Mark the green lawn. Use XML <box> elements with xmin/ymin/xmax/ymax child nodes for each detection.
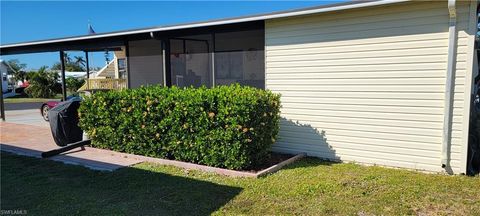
<box><xmin>1</xmin><ymin>152</ymin><xmax>479</xmax><ymax>215</ymax></box>
<box><xmin>4</xmin><ymin>93</ymin><xmax>77</xmax><ymax>103</ymax></box>
<box><xmin>3</xmin><ymin>97</ymin><xmax>57</xmax><ymax>103</ymax></box>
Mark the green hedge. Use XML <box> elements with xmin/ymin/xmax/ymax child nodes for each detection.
<box><xmin>78</xmin><ymin>84</ymin><xmax>281</xmax><ymax>170</ymax></box>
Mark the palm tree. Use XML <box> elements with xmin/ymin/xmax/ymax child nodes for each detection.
<box><xmin>37</xmin><ymin>65</ymin><xmax>48</xmax><ymax>73</ymax></box>
<box><xmin>6</xmin><ymin>59</ymin><xmax>27</xmax><ymax>82</ymax></box>
<box><xmin>13</xmin><ymin>70</ymin><xmax>26</xmax><ymax>82</ymax></box>
<box><xmin>63</xmin><ymin>52</ymin><xmax>72</xmax><ymax>63</ymax></box>
<box><xmin>74</xmin><ymin>56</ymin><xmax>86</xmax><ymax>67</ymax></box>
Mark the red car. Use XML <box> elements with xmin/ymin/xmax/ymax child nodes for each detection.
<box><xmin>40</xmin><ymin>96</ymin><xmax>81</xmax><ymax>121</ymax></box>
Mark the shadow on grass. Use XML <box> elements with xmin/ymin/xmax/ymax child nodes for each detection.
<box><xmin>281</xmin><ymin>156</ymin><xmax>339</xmax><ymax>172</ymax></box>
<box><xmin>273</xmin><ymin>118</ymin><xmax>340</xmax><ymax>171</ymax></box>
<box><xmin>1</xmin><ymin>152</ymin><xmax>242</xmax><ymax>216</ymax></box>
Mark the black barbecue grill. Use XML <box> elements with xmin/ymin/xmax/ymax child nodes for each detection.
<box><xmin>41</xmin><ymin>98</ymin><xmax>90</xmax><ymax>158</ymax></box>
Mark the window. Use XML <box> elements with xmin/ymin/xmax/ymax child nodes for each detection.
<box><xmin>214</xmin><ymin>29</ymin><xmax>264</xmax><ymax>89</ymax></box>
<box><xmin>117</xmin><ymin>58</ymin><xmax>126</xmax><ymax>79</ymax></box>
<box><xmin>170</xmin><ymin>34</ymin><xmax>212</xmax><ymax>87</ymax></box>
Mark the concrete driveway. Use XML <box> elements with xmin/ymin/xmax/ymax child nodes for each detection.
<box><xmin>5</xmin><ymin>102</ymin><xmax>44</xmax><ymax>111</ymax></box>
<box><xmin>4</xmin><ymin>109</ymin><xmax>49</xmax><ymax>128</ymax></box>
<box><xmin>3</xmin><ymin>102</ymin><xmax>49</xmax><ymax>127</ymax></box>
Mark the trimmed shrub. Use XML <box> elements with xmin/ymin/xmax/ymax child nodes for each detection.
<box><xmin>78</xmin><ymin>84</ymin><xmax>281</xmax><ymax>170</ymax></box>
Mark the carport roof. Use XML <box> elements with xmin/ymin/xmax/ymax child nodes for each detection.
<box><xmin>0</xmin><ymin>0</ymin><xmax>407</xmax><ymax>55</ymax></box>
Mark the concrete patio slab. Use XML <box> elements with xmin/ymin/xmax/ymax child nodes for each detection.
<box><xmin>0</xmin><ymin>122</ymin><xmax>142</xmax><ymax>171</ymax></box>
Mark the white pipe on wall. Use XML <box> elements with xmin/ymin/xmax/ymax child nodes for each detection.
<box><xmin>442</xmin><ymin>0</ymin><xmax>457</xmax><ymax>168</ymax></box>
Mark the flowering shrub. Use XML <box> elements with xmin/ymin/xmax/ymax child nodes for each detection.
<box><xmin>79</xmin><ymin>84</ymin><xmax>281</xmax><ymax>170</ymax></box>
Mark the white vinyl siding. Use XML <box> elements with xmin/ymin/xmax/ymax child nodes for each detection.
<box><xmin>265</xmin><ymin>1</ymin><xmax>477</xmax><ymax>173</ymax></box>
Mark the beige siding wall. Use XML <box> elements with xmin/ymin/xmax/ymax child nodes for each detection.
<box><xmin>265</xmin><ymin>1</ymin><xmax>477</xmax><ymax>173</ymax></box>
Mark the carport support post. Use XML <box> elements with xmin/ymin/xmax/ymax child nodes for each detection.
<box><xmin>85</xmin><ymin>51</ymin><xmax>90</xmax><ymax>90</ymax></box>
<box><xmin>59</xmin><ymin>51</ymin><xmax>67</xmax><ymax>101</ymax></box>
<box><xmin>0</xmin><ymin>75</ymin><xmax>5</xmax><ymax>121</ymax></box>
<box><xmin>162</xmin><ymin>38</ymin><xmax>172</xmax><ymax>87</ymax></box>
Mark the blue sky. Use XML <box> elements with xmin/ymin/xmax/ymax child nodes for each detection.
<box><xmin>1</xmin><ymin>1</ymin><xmax>342</xmax><ymax>70</ymax></box>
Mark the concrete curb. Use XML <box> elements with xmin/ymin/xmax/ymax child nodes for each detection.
<box><xmin>83</xmin><ymin>147</ymin><xmax>306</xmax><ymax>178</ymax></box>
<box><xmin>143</xmin><ymin>153</ymin><xmax>306</xmax><ymax>178</ymax></box>
<box><xmin>256</xmin><ymin>153</ymin><xmax>306</xmax><ymax>177</ymax></box>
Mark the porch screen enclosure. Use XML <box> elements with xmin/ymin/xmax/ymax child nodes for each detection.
<box><xmin>127</xmin><ymin>22</ymin><xmax>265</xmax><ymax>89</ymax></box>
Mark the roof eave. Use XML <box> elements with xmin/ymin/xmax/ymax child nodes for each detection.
<box><xmin>0</xmin><ymin>0</ymin><xmax>409</xmax><ymax>50</ymax></box>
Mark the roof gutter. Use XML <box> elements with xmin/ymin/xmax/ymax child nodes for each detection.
<box><xmin>442</xmin><ymin>0</ymin><xmax>457</xmax><ymax>168</ymax></box>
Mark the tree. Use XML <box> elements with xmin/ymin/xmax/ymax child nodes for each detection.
<box><xmin>6</xmin><ymin>59</ymin><xmax>26</xmax><ymax>72</ymax></box>
<box><xmin>51</xmin><ymin>61</ymin><xmax>85</xmax><ymax>72</ymax></box>
<box><xmin>66</xmin><ymin>77</ymin><xmax>85</xmax><ymax>93</ymax></box>
<box><xmin>6</xmin><ymin>59</ymin><xmax>27</xmax><ymax>82</ymax></box>
<box><xmin>63</xmin><ymin>52</ymin><xmax>72</xmax><ymax>64</ymax></box>
<box><xmin>74</xmin><ymin>56</ymin><xmax>86</xmax><ymax>67</ymax></box>
<box><xmin>24</xmin><ymin>66</ymin><xmax>61</xmax><ymax>98</ymax></box>
<box><xmin>13</xmin><ymin>70</ymin><xmax>27</xmax><ymax>83</ymax></box>
<box><xmin>51</xmin><ymin>53</ymin><xmax>86</xmax><ymax>72</ymax></box>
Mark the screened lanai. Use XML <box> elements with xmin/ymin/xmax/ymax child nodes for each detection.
<box><xmin>0</xmin><ymin>21</ymin><xmax>266</xmax><ymax>97</ymax></box>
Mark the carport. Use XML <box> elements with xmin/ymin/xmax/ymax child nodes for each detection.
<box><xmin>0</xmin><ymin>19</ymin><xmax>266</xmax><ymax>121</ymax></box>
<box><xmin>1</xmin><ymin>37</ymin><xmax>126</xmax><ymax>99</ymax></box>
<box><xmin>0</xmin><ymin>37</ymin><xmax>126</xmax><ymax>121</ymax></box>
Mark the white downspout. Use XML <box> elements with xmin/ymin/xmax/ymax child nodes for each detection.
<box><xmin>442</xmin><ymin>0</ymin><xmax>457</xmax><ymax>168</ymax></box>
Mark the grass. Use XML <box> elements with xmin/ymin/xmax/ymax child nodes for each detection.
<box><xmin>1</xmin><ymin>152</ymin><xmax>479</xmax><ymax>215</ymax></box>
<box><xmin>3</xmin><ymin>92</ymin><xmax>77</xmax><ymax>103</ymax></box>
<box><xmin>3</xmin><ymin>97</ymin><xmax>57</xmax><ymax>103</ymax></box>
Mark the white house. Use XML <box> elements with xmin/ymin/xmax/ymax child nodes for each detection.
<box><xmin>1</xmin><ymin>0</ymin><xmax>478</xmax><ymax>174</ymax></box>
<box><xmin>0</xmin><ymin>59</ymin><xmax>16</xmax><ymax>93</ymax></box>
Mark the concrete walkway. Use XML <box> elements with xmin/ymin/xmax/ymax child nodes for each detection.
<box><xmin>0</xmin><ymin>122</ymin><xmax>144</xmax><ymax>171</ymax></box>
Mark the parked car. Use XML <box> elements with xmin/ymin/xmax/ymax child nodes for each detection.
<box><xmin>40</xmin><ymin>95</ymin><xmax>81</xmax><ymax>121</ymax></box>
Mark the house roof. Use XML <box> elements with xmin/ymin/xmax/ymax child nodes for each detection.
<box><xmin>0</xmin><ymin>0</ymin><xmax>408</xmax><ymax>54</ymax></box>
<box><xmin>0</xmin><ymin>60</ymin><xmax>17</xmax><ymax>74</ymax></box>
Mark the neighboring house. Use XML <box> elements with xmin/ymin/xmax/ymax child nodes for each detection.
<box><xmin>77</xmin><ymin>51</ymin><xmax>127</xmax><ymax>91</ymax></box>
<box><xmin>1</xmin><ymin>0</ymin><xmax>479</xmax><ymax>174</ymax></box>
<box><xmin>0</xmin><ymin>59</ymin><xmax>16</xmax><ymax>93</ymax></box>
<box><xmin>52</xmin><ymin>71</ymin><xmax>91</xmax><ymax>79</ymax></box>
<box><xmin>94</xmin><ymin>51</ymin><xmax>127</xmax><ymax>79</ymax></box>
